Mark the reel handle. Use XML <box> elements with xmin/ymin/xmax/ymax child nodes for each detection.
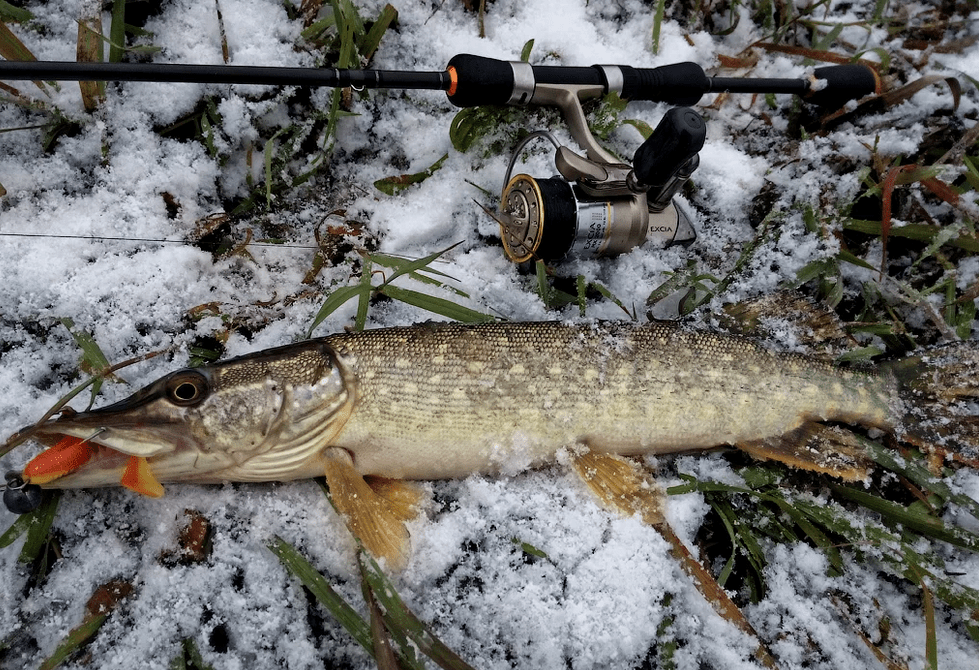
<box><xmin>445</xmin><ymin>54</ymin><xmax>879</xmax><ymax>109</ymax></box>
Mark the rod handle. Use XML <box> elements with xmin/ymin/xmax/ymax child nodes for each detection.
<box><xmin>808</xmin><ymin>63</ymin><xmax>880</xmax><ymax>107</ymax></box>
<box><xmin>619</xmin><ymin>62</ymin><xmax>710</xmax><ymax>105</ymax></box>
<box><xmin>445</xmin><ymin>54</ymin><xmax>880</xmax><ymax>109</ymax></box>
<box><xmin>445</xmin><ymin>54</ymin><xmax>708</xmax><ymax>107</ymax></box>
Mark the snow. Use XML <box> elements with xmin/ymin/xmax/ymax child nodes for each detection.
<box><xmin>2</xmin><ymin>0</ymin><xmax>978</xmax><ymax>669</ymax></box>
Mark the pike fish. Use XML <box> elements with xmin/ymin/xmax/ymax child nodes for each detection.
<box><xmin>10</xmin><ymin>321</ymin><xmax>979</xmax><ymax>567</ymax></box>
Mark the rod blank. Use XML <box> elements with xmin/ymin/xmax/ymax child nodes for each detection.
<box><xmin>0</xmin><ymin>60</ymin><xmax>451</xmax><ymax>90</ymax></box>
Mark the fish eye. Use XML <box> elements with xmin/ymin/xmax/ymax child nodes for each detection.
<box><xmin>165</xmin><ymin>372</ymin><xmax>208</xmax><ymax>406</ymax></box>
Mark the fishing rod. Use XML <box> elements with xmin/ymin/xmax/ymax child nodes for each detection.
<box><xmin>1</xmin><ymin>55</ymin><xmax>879</xmax><ymax>263</ymax></box>
<box><xmin>0</xmin><ymin>55</ymin><xmax>878</xmax><ymax>106</ymax></box>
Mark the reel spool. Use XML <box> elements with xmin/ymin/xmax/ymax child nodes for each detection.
<box><xmin>500</xmin><ymin>175</ymin><xmax>652</xmax><ymax>262</ymax></box>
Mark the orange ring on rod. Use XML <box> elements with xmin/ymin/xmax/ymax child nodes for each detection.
<box><xmin>446</xmin><ymin>66</ymin><xmax>458</xmax><ymax>96</ymax></box>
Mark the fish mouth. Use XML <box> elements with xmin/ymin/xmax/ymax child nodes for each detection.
<box><xmin>21</xmin><ymin>410</ymin><xmax>204</xmax><ymax>497</ymax></box>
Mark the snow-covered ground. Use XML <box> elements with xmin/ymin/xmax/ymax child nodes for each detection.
<box><xmin>2</xmin><ymin>0</ymin><xmax>978</xmax><ymax>668</ymax></box>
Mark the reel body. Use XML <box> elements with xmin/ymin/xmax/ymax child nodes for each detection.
<box><xmin>495</xmin><ymin>89</ymin><xmax>706</xmax><ymax>264</ymax></box>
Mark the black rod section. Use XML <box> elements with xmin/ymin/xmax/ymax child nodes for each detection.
<box><xmin>0</xmin><ymin>60</ymin><xmax>451</xmax><ymax>90</ymax></box>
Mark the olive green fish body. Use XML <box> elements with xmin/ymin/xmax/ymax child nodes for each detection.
<box><xmin>20</xmin><ymin>321</ymin><xmax>897</xmax><ymax>490</ymax></box>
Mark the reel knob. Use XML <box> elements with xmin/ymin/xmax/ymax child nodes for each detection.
<box><xmin>631</xmin><ymin>107</ymin><xmax>706</xmax><ymax>211</ymax></box>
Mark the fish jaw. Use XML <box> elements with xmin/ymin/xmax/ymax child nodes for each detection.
<box><xmin>23</xmin><ymin>378</ymin><xmax>215</xmax><ymax>490</ymax></box>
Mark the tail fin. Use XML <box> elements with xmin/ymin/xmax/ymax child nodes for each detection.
<box><xmin>888</xmin><ymin>342</ymin><xmax>979</xmax><ymax>467</ymax></box>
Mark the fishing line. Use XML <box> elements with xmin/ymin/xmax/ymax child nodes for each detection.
<box><xmin>0</xmin><ymin>231</ymin><xmax>322</xmax><ymax>249</ymax></box>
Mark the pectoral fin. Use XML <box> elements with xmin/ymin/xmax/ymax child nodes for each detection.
<box><xmin>737</xmin><ymin>422</ymin><xmax>871</xmax><ymax>481</ymax></box>
<box><xmin>322</xmin><ymin>448</ymin><xmax>413</xmax><ymax>571</ymax></box>
<box><xmin>364</xmin><ymin>476</ymin><xmax>425</xmax><ymax>523</ymax></box>
<box><xmin>570</xmin><ymin>450</ymin><xmax>663</xmax><ymax>526</ymax></box>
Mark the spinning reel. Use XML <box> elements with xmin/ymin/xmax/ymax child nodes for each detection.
<box><xmin>495</xmin><ymin>102</ymin><xmax>704</xmax><ymax>263</ymax></box>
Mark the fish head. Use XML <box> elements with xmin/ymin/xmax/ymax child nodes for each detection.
<box><xmin>20</xmin><ymin>341</ymin><xmax>356</xmax><ymax>492</ymax></box>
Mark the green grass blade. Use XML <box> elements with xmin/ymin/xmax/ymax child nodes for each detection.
<box><xmin>651</xmin><ymin>0</ymin><xmax>666</xmax><ymax>54</ymax></box>
<box><xmin>370</xmin><ymin>252</ymin><xmax>456</xmax><ymax>282</ymax></box>
<box><xmin>771</xmin><ymin>497</ymin><xmax>844</xmax><ymax>575</ymax></box>
<box><xmin>60</xmin><ymin>318</ymin><xmax>112</xmax><ymax>374</ymax></box>
<box><xmin>263</xmin><ymin>131</ymin><xmax>281</xmax><ymax>209</ymax></box>
<box><xmin>357</xmin><ymin>563</ymin><xmax>426</xmax><ymax>670</ymax></box>
<box><xmin>333</xmin><ymin>0</ymin><xmax>358</xmax><ymax>68</ymax></box>
<box><xmin>379</xmin><ymin>285</ymin><xmax>495</xmax><ymax>323</ymax></box>
<box><xmin>37</xmin><ymin>613</ymin><xmax>108</xmax><ymax>670</ymax></box>
<box><xmin>374</xmin><ymin>153</ymin><xmax>448</xmax><ymax>195</ymax></box>
<box><xmin>19</xmin><ymin>490</ymin><xmax>60</xmax><ymax>565</ymax></box>
<box><xmin>830</xmin><ymin>483</ymin><xmax>979</xmax><ymax>552</ymax></box>
<box><xmin>180</xmin><ymin>637</ymin><xmax>215</xmax><ymax>670</ymax></box>
<box><xmin>375</xmin><ymin>242</ymin><xmax>461</xmax><ymax>290</ymax></box>
<box><xmin>358</xmin><ymin>551</ymin><xmax>478</xmax><ymax>670</ymax></box>
<box><xmin>300</xmin><ymin>15</ymin><xmax>336</xmax><ymax>42</ymax></box>
<box><xmin>0</xmin><ymin>2</ymin><xmax>32</xmax><ymax>22</ymax></box>
<box><xmin>519</xmin><ymin>38</ymin><xmax>534</xmax><ymax>62</ymax></box>
<box><xmin>535</xmin><ymin>260</ymin><xmax>552</xmax><ymax>306</ymax></box>
<box><xmin>845</xmin><ymin>218</ymin><xmax>979</xmax><ymax>252</ymax></box>
<box><xmin>60</xmin><ymin>317</ymin><xmax>116</xmax><ymax>408</ymax></box>
<box><xmin>0</xmin><ymin>18</ymin><xmax>35</xmax><ymax>61</ymax></box>
<box><xmin>921</xmin><ymin>577</ymin><xmax>938</xmax><ymax>670</ymax></box>
<box><xmin>370</xmin><ymin>252</ymin><xmax>467</xmax><ymax>296</ymax></box>
<box><xmin>646</xmin><ymin>261</ymin><xmax>698</xmax><ymax>309</ymax></box>
<box><xmin>622</xmin><ymin>117</ymin><xmax>654</xmax><ymax>139</ymax></box>
<box><xmin>360</xmin><ymin>4</ymin><xmax>397</xmax><ymax>62</ymax></box>
<box><xmin>654</xmin><ymin>594</ymin><xmax>678</xmax><ymax>670</ymax></box>
<box><xmin>863</xmin><ymin>439</ymin><xmax>979</xmax><ymax>521</ymax></box>
<box><xmin>590</xmin><ymin>281</ymin><xmax>632</xmax><ymax>317</ymax></box>
<box><xmin>354</xmin><ymin>255</ymin><xmax>373</xmax><ymax>332</ymax></box>
<box><xmin>708</xmin><ymin>497</ymin><xmax>740</xmax><ymax>588</ymax></box>
<box><xmin>109</xmin><ymin>0</ymin><xmax>126</xmax><ymax>63</ymax></box>
<box><xmin>266</xmin><ymin>536</ymin><xmax>373</xmax><ymax>653</ymax></box>
<box><xmin>306</xmin><ymin>284</ymin><xmax>370</xmax><ymax>338</ymax></box>
<box><xmin>0</xmin><ymin>511</ymin><xmax>34</xmax><ymax>548</ymax></box>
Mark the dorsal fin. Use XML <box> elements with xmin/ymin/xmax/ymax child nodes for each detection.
<box><xmin>721</xmin><ymin>290</ymin><xmax>850</xmax><ymax>356</ymax></box>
